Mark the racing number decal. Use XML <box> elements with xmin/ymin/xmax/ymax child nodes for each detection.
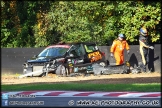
<box><xmin>88</xmin><ymin>51</ymin><xmax>102</xmax><ymax>62</ymax></box>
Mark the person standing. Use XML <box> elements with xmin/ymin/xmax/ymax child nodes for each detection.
<box><xmin>110</xmin><ymin>34</ymin><xmax>130</xmax><ymax>65</ymax></box>
<box><xmin>139</xmin><ymin>27</ymin><xmax>154</xmax><ymax>72</ymax></box>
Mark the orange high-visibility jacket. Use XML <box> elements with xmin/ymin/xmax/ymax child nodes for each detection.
<box><xmin>110</xmin><ymin>39</ymin><xmax>130</xmax><ymax>55</ymax></box>
<box><xmin>110</xmin><ymin>39</ymin><xmax>130</xmax><ymax>65</ymax></box>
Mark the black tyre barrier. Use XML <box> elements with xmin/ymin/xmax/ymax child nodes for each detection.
<box><xmin>1</xmin><ymin>44</ymin><xmax>161</xmax><ymax>74</ymax></box>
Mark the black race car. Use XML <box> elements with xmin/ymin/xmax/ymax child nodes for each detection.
<box><xmin>23</xmin><ymin>42</ymin><xmax>107</xmax><ymax>77</ymax></box>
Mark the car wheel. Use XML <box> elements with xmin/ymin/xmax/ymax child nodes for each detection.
<box><xmin>56</xmin><ymin>65</ymin><xmax>67</xmax><ymax>77</ymax></box>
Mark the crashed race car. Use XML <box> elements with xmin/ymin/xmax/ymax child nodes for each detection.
<box><xmin>20</xmin><ymin>42</ymin><xmax>141</xmax><ymax>78</ymax></box>
<box><xmin>21</xmin><ymin>42</ymin><xmax>107</xmax><ymax>78</ymax></box>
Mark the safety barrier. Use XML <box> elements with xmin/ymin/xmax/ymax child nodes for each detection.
<box><xmin>1</xmin><ymin>44</ymin><xmax>161</xmax><ymax>74</ymax></box>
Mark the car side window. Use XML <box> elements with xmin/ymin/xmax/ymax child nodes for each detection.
<box><xmin>47</xmin><ymin>48</ymin><xmax>58</xmax><ymax>57</ymax></box>
<box><xmin>75</xmin><ymin>45</ymin><xmax>84</xmax><ymax>56</ymax></box>
<box><xmin>68</xmin><ymin>44</ymin><xmax>85</xmax><ymax>57</ymax></box>
<box><xmin>68</xmin><ymin>46</ymin><xmax>77</xmax><ymax>57</ymax></box>
<box><xmin>70</xmin><ymin>50</ymin><xmax>78</xmax><ymax>56</ymax></box>
<box><xmin>38</xmin><ymin>48</ymin><xmax>49</xmax><ymax>57</ymax></box>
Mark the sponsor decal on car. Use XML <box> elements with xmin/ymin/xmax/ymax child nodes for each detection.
<box><xmin>88</xmin><ymin>51</ymin><xmax>102</xmax><ymax>62</ymax></box>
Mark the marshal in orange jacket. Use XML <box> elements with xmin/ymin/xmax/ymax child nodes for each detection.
<box><xmin>110</xmin><ymin>39</ymin><xmax>130</xmax><ymax>65</ymax></box>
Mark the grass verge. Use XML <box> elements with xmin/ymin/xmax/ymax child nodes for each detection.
<box><xmin>1</xmin><ymin>83</ymin><xmax>161</xmax><ymax>92</ymax></box>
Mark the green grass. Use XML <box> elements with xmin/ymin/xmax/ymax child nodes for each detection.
<box><xmin>1</xmin><ymin>83</ymin><xmax>161</xmax><ymax>92</ymax></box>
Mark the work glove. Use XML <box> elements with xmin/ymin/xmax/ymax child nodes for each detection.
<box><xmin>127</xmin><ymin>50</ymin><xmax>130</xmax><ymax>54</ymax></box>
<box><xmin>110</xmin><ymin>52</ymin><xmax>113</xmax><ymax>57</ymax></box>
<box><xmin>149</xmin><ymin>46</ymin><xmax>154</xmax><ymax>49</ymax></box>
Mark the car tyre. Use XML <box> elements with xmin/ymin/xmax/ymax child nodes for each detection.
<box><xmin>56</xmin><ymin>65</ymin><xmax>67</xmax><ymax>77</ymax></box>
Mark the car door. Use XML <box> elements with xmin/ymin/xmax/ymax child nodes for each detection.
<box><xmin>67</xmin><ymin>44</ymin><xmax>85</xmax><ymax>65</ymax></box>
<box><xmin>83</xmin><ymin>43</ymin><xmax>102</xmax><ymax>63</ymax></box>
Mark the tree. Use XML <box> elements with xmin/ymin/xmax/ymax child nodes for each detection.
<box><xmin>1</xmin><ymin>1</ymin><xmax>161</xmax><ymax>47</ymax></box>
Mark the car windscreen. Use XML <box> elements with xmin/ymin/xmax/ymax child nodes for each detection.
<box><xmin>37</xmin><ymin>47</ymin><xmax>68</xmax><ymax>57</ymax></box>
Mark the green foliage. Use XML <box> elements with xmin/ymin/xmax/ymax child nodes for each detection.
<box><xmin>1</xmin><ymin>1</ymin><xmax>161</xmax><ymax>47</ymax></box>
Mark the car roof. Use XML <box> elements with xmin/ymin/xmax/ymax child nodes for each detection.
<box><xmin>64</xmin><ymin>42</ymin><xmax>97</xmax><ymax>46</ymax></box>
<box><xmin>71</xmin><ymin>42</ymin><xmax>96</xmax><ymax>45</ymax></box>
<box><xmin>47</xmin><ymin>42</ymin><xmax>97</xmax><ymax>48</ymax></box>
<box><xmin>46</xmin><ymin>44</ymin><xmax>71</xmax><ymax>49</ymax></box>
